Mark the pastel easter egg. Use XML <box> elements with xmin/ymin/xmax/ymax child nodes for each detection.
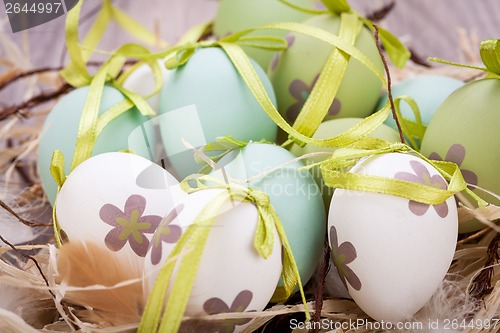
<box><xmin>209</xmin><ymin>143</ymin><xmax>325</xmax><ymax>290</ymax></box>
<box><xmin>377</xmin><ymin>75</ymin><xmax>464</xmax><ymax>145</ymax></box>
<box><xmin>144</xmin><ymin>188</ymin><xmax>282</xmax><ymax>332</ymax></box>
<box><xmin>328</xmin><ymin>153</ymin><xmax>458</xmax><ymax>322</ymax></box>
<box><xmin>213</xmin><ymin>0</ymin><xmax>321</xmax><ymax>69</ymax></box>
<box><xmin>159</xmin><ymin>47</ymin><xmax>278</xmax><ymax>179</ymax></box>
<box><xmin>290</xmin><ymin>118</ymin><xmax>401</xmax><ymax>207</ymax></box>
<box><xmin>38</xmin><ymin>85</ymin><xmax>155</xmax><ymax>205</ymax></box>
<box><xmin>56</xmin><ymin>152</ymin><xmax>184</xmax><ymax>262</ymax></box>
<box><xmin>269</xmin><ymin>14</ymin><xmax>384</xmax><ymax>123</ymax></box>
<box><xmin>122</xmin><ymin>61</ymin><xmax>170</xmax><ymax>112</ymax></box>
<box><xmin>420</xmin><ymin>78</ymin><xmax>500</xmax><ymax>233</ymax></box>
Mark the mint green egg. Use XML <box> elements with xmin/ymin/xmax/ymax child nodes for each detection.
<box><xmin>38</xmin><ymin>85</ymin><xmax>155</xmax><ymax>205</ymax></box>
<box><xmin>290</xmin><ymin>118</ymin><xmax>401</xmax><ymax>207</ymax></box>
<box><xmin>210</xmin><ymin>143</ymin><xmax>325</xmax><ymax>289</ymax></box>
<box><xmin>213</xmin><ymin>0</ymin><xmax>320</xmax><ymax>69</ymax></box>
<box><xmin>420</xmin><ymin>79</ymin><xmax>500</xmax><ymax>233</ymax></box>
<box><xmin>269</xmin><ymin>14</ymin><xmax>384</xmax><ymax>123</ymax></box>
<box><xmin>377</xmin><ymin>75</ymin><xmax>464</xmax><ymax>147</ymax></box>
<box><xmin>159</xmin><ymin>47</ymin><xmax>278</xmax><ymax>179</ymax></box>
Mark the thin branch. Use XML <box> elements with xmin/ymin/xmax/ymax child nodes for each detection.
<box><xmin>373</xmin><ymin>25</ymin><xmax>406</xmax><ymax>144</ymax></box>
<box><xmin>366</xmin><ymin>1</ymin><xmax>396</xmax><ymax>22</ymax></box>
<box><xmin>0</xmin><ymin>83</ymin><xmax>74</xmax><ymax>121</ymax></box>
<box><xmin>0</xmin><ymin>199</ymin><xmax>52</xmax><ymax>227</ymax></box>
<box><xmin>310</xmin><ymin>238</ymin><xmax>331</xmax><ymax>333</ymax></box>
<box><xmin>469</xmin><ymin>233</ymin><xmax>500</xmax><ymax>304</ymax></box>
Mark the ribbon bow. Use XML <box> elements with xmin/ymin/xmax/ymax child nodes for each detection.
<box><xmin>139</xmin><ymin>177</ymin><xmax>309</xmax><ymax>333</ymax></box>
<box><xmin>319</xmin><ymin>142</ymin><xmax>489</xmax><ymax>208</ymax></box>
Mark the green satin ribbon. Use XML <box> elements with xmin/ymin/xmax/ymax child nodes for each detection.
<box><xmin>429</xmin><ymin>39</ymin><xmax>500</xmax><ymax>79</ymax></box>
<box><xmin>319</xmin><ymin>142</ymin><xmax>488</xmax><ymax>208</ymax></box>
<box><xmin>392</xmin><ymin>96</ymin><xmax>426</xmax><ymax>149</ymax></box>
<box><xmin>138</xmin><ymin>178</ymin><xmax>309</xmax><ymax>333</ymax></box>
<box><xmin>164</xmin><ymin>22</ymin><xmax>396</xmax><ymax>150</ymax></box>
<box><xmin>50</xmin><ymin>150</ymin><xmax>66</xmax><ymax>247</ymax></box>
<box><xmin>278</xmin><ymin>0</ymin><xmax>410</xmax><ymax>68</ymax></box>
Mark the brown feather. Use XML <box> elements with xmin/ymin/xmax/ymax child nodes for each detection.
<box><xmin>57</xmin><ymin>241</ymin><xmax>144</xmax><ymax>326</ymax></box>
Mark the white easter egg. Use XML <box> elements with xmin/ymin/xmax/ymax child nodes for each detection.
<box><xmin>144</xmin><ymin>188</ymin><xmax>282</xmax><ymax>332</ymax></box>
<box><xmin>56</xmin><ymin>152</ymin><xmax>184</xmax><ymax>261</ymax></box>
<box><xmin>122</xmin><ymin>61</ymin><xmax>170</xmax><ymax>112</ymax></box>
<box><xmin>328</xmin><ymin>153</ymin><xmax>458</xmax><ymax>322</ymax></box>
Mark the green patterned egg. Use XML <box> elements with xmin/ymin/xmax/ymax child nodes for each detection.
<box><xmin>290</xmin><ymin>118</ymin><xmax>401</xmax><ymax>207</ymax></box>
<box><xmin>213</xmin><ymin>0</ymin><xmax>321</xmax><ymax>69</ymax></box>
<box><xmin>420</xmin><ymin>78</ymin><xmax>500</xmax><ymax>233</ymax></box>
<box><xmin>269</xmin><ymin>14</ymin><xmax>384</xmax><ymax>123</ymax></box>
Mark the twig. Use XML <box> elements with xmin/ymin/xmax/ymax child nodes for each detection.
<box><xmin>0</xmin><ymin>66</ymin><xmax>61</xmax><ymax>91</ymax></box>
<box><xmin>457</xmin><ymin>227</ymin><xmax>492</xmax><ymax>246</ymax></box>
<box><xmin>468</xmin><ymin>233</ymin><xmax>500</xmax><ymax>303</ymax></box>
<box><xmin>0</xmin><ymin>199</ymin><xmax>51</xmax><ymax>227</ymax></box>
<box><xmin>408</xmin><ymin>47</ymin><xmax>432</xmax><ymax>68</ymax></box>
<box><xmin>373</xmin><ymin>25</ymin><xmax>406</xmax><ymax>144</ymax></box>
<box><xmin>310</xmin><ymin>238</ymin><xmax>331</xmax><ymax>333</ymax></box>
<box><xmin>0</xmin><ymin>83</ymin><xmax>74</xmax><ymax>121</ymax></box>
<box><xmin>0</xmin><ymin>233</ymin><xmax>55</xmax><ymax>298</ymax></box>
<box><xmin>366</xmin><ymin>1</ymin><xmax>396</xmax><ymax>22</ymax></box>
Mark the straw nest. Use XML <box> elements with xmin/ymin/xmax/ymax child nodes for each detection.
<box><xmin>0</xmin><ymin>19</ymin><xmax>499</xmax><ymax>333</ymax></box>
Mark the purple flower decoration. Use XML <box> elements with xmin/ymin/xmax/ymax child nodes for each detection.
<box><xmin>270</xmin><ymin>35</ymin><xmax>296</xmax><ymax>72</ymax></box>
<box><xmin>429</xmin><ymin>144</ymin><xmax>478</xmax><ymax>190</ymax></box>
<box><xmin>99</xmin><ymin>194</ymin><xmax>162</xmax><ymax>257</ymax></box>
<box><xmin>287</xmin><ymin>73</ymin><xmax>341</xmax><ymax>122</ymax></box>
<box><xmin>395</xmin><ymin>160</ymin><xmax>449</xmax><ymax>218</ymax></box>
<box><xmin>150</xmin><ymin>204</ymin><xmax>184</xmax><ymax>265</ymax></box>
<box><xmin>330</xmin><ymin>226</ymin><xmax>362</xmax><ymax>291</ymax></box>
<box><xmin>203</xmin><ymin>290</ymin><xmax>254</xmax><ymax>333</ymax></box>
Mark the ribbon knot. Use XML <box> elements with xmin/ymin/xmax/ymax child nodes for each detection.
<box><xmin>480</xmin><ymin>39</ymin><xmax>500</xmax><ymax>76</ymax></box>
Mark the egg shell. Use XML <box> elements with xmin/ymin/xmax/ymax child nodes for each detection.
<box><xmin>159</xmin><ymin>47</ymin><xmax>278</xmax><ymax>179</ymax></box>
<box><xmin>290</xmin><ymin>118</ymin><xmax>401</xmax><ymax>207</ymax></box>
<box><xmin>328</xmin><ymin>153</ymin><xmax>458</xmax><ymax>322</ymax></box>
<box><xmin>213</xmin><ymin>0</ymin><xmax>319</xmax><ymax>69</ymax></box>
<box><xmin>122</xmin><ymin>61</ymin><xmax>170</xmax><ymax>112</ymax></box>
<box><xmin>56</xmin><ymin>152</ymin><xmax>183</xmax><ymax>262</ymax></box>
<box><xmin>377</xmin><ymin>75</ymin><xmax>464</xmax><ymax>141</ymax></box>
<box><xmin>38</xmin><ymin>85</ymin><xmax>155</xmax><ymax>205</ymax></box>
<box><xmin>269</xmin><ymin>14</ymin><xmax>384</xmax><ymax>123</ymax></box>
<box><xmin>209</xmin><ymin>143</ymin><xmax>325</xmax><ymax>288</ymax></box>
<box><xmin>143</xmin><ymin>188</ymin><xmax>282</xmax><ymax>332</ymax></box>
<box><xmin>420</xmin><ymin>78</ymin><xmax>500</xmax><ymax>233</ymax></box>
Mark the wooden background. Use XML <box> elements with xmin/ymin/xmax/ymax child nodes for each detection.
<box><xmin>1</xmin><ymin>0</ymin><xmax>499</xmax><ymax>70</ymax></box>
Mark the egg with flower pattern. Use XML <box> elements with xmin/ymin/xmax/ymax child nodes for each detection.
<box><xmin>269</xmin><ymin>14</ymin><xmax>384</xmax><ymax>123</ymax></box>
<box><xmin>55</xmin><ymin>152</ymin><xmax>184</xmax><ymax>263</ymax></box>
<box><xmin>328</xmin><ymin>153</ymin><xmax>458</xmax><ymax>322</ymax></box>
<box><xmin>143</xmin><ymin>188</ymin><xmax>282</xmax><ymax>333</ymax></box>
<box><xmin>420</xmin><ymin>78</ymin><xmax>500</xmax><ymax>233</ymax></box>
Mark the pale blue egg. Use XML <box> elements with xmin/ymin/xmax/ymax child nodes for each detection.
<box><xmin>38</xmin><ymin>85</ymin><xmax>155</xmax><ymax>205</ymax></box>
<box><xmin>159</xmin><ymin>47</ymin><xmax>278</xmax><ymax>179</ymax></box>
<box><xmin>378</xmin><ymin>75</ymin><xmax>464</xmax><ymax>134</ymax></box>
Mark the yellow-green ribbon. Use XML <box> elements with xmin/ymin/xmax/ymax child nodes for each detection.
<box><xmin>319</xmin><ymin>142</ymin><xmax>488</xmax><ymax>207</ymax></box>
<box><xmin>138</xmin><ymin>178</ymin><xmax>309</xmax><ymax>333</ymax></box>
<box><xmin>164</xmin><ymin>22</ymin><xmax>395</xmax><ymax>150</ymax></box>
<box><xmin>50</xmin><ymin>150</ymin><xmax>66</xmax><ymax>247</ymax></box>
<box><xmin>392</xmin><ymin>96</ymin><xmax>427</xmax><ymax>149</ymax></box>
<box><xmin>429</xmin><ymin>39</ymin><xmax>500</xmax><ymax>79</ymax></box>
<box><xmin>278</xmin><ymin>0</ymin><xmax>410</xmax><ymax>68</ymax></box>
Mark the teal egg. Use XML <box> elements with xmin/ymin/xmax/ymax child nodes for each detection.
<box><xmin>213</xmin><ymin>0</ymin><xmax>320</xmax><ymax>69</ymax></box>
<box><xmin>210</xmin><ymin>143</ymin><xmax>325</xmax><ymax>289</ymax></box>
<box><xmin>159</xmin><ymin>47</ymin><xmax>278</xmax><ymax>179</ymax></box>
<box><xmin>377</xmin><ymin>75</ymin><xmax>464</xmax><ymax>141</ymax></box>
<box><xmin>38</xmin><ymin>85</ymin><xmax>155</xmax><ymax>205</ymax></box>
